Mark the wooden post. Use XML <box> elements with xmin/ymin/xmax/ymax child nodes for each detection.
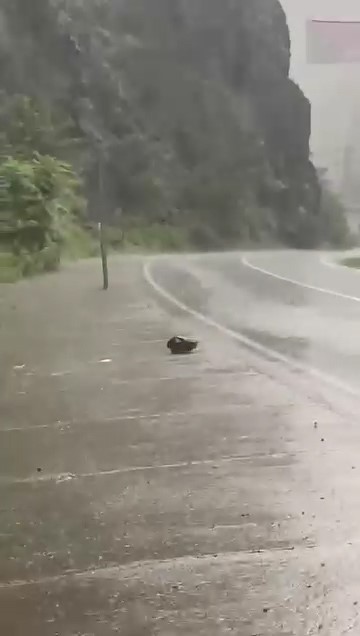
<box><xmin>97</xmin><ymin>143</ymin><xmax>109</xmax><ymax>290</ymax></box>
<box><xmin>98</xmin><ymin>222</ymin><xmax>109</xmax><ymax>290</ymax></box>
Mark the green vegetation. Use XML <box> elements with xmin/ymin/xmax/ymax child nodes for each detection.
<box><xmin>0</xmin><ymin>152</ymin><xmax>87</xmax><ymax>279</ymax></box>
<box><xmin>0</xmin><ymin>252</ymin><xmax>20</xmax><ymax>283</ymax></box>
<box><xmin>0</xmin><ymin>94</ymin><xmax>94</xmax><ymax>281</ymax></box>
<box><xmin>0</xmin><ymin>0</ymin><xmax>350</xmax><ymax>282</ymax></box>
<box><xmin>106</xmin><ymin>223</ymin><xmax>190</xmax><ymax>253</ymax></box>
<box><xmin>341</xmin><ymin>257</ymin><xmax>360</xmax><ymax>270</ymax></box>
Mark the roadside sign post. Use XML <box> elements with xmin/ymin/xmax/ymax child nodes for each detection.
<box><xmin>97</xmin><ymin>143</ymin><xmax>109</xmax><ymax>290</ymax></box>
<box><xmin>98</xmin><ymin>222</ymin><xmax>109</xmax><ymax>291</ymax></box>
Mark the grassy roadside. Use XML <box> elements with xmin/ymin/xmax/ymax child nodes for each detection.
<box><xmin>0</xmin><ymin>252</ymin><xmax>21</xmax><ymax>283</ymax></box>
<box><xmin>340</xmin><ymin>256</ymin><xmax>360</xmax><ymax>270</ymax></box>
<box><xmin>0</xmin><ymin>222</ymin><xmax>191</xmax><ymax>284</ymax></box>
<box><xmin>0</xmin><ymin>225</ymin><xmax>99</xmax><ymax>284</ymax></box>
<box><xmin>106</xmin><ymin>223</ymin><xmax>191</xmax><ymax>254</ymax></box>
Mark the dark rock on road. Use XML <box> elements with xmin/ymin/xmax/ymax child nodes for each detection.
<box><xmin>167</xmin><ymin>336</ymin><xmax>198</xmax><ymax>355</ymax></box>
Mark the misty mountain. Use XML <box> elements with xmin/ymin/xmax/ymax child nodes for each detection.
<box><xmin>281</xmin><ymin>0</ymin><xmax>360</xmax><ymax>191</ymax></box>
<box><xmin>0</xmin><ymin>0</ymin><xmax>330</xmax><ymax>248</ymax></box>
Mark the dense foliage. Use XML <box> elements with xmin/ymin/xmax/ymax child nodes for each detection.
<box><xmin>0</xmin><ymin>153</ymin><xmax>83</xmax><ymax>274</ymax></box>
<box><xmin>0</xmin><ymin>94</ymin><xmax>87</xmax><ymax>276</ymax></box>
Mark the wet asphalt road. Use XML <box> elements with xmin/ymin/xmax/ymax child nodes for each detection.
<box><xmin>152</xmin><ymin>251</ymin><xmax>360</xmax><ymax>394</ymax></box>
<box><xmin>2</xmin><ymin>251</ymin><xmax>360</xmax><ymax>635</ymax></box>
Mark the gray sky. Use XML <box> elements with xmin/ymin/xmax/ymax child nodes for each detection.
<box><xmin>280</xmin><ymin>0</ymin><xmax>360</xmax><ymax>186</ymax></box>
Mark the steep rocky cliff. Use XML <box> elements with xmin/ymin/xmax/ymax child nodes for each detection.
<box><xmin>0</xmin><ymin>0</ymin><xmax>323</xmax><ymax>247</ymax></box>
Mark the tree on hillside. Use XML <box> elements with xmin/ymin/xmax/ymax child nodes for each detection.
<box><xmin>0</xmin><ymin>93</ymin><xmax>81</xmax><ymax>161</ymax></box>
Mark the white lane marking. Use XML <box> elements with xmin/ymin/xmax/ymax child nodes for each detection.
<box><xmin>0</xmin><ymin>413</ymin><xmax>165</xmax><ymax>434</ymax></box>
<box><xmin>242</xmin><ymin>255</ymin><xmax>360</xmax><ymax>303</ymax></box>
<box><xmin>0</xmin><ymin>451</ymin><xmax>290</xmax><ymax>486</ymax></box>
<box><xmin>320</xmin><ymin>254</ymin><xmax>345</xmax><ymax>271</ymax></box>
<box><xmin>51</xmin><ymin>371</ymin><xmax>72</xmax><ymax>377</ymax></box>
<box><xmin>144</xmin><ymin>260</ymin><xmax>359</xmax><ymax>398</ymax></box>
<box><xmin>6</xmin><ymin>371</ymin><xmax>256</xmax><ymax>396</ymax></box>
<box><xmin>0</xmin><ymin>402</ymin><xmax>262</xmax><ymax>434</ymax></box>
<box><xmin>0</xmin><ymin>544</ymin><xmax>321</xmax><ymax>590</ymax></box>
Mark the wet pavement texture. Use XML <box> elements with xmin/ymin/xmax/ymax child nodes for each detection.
<box><xmin>156</xmin><ymin>251</ymin><xmax>360</xmax><ymax>390</ymax></box>
<box><xmin>1</xmin><ymin>253</ymin><xmax>360</xmax><ymax>634</ymax></box>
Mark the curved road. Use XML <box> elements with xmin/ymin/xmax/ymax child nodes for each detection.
<box><xmin>150</xmin><ymin>250</ymin><xmax>360</xmax><ymax>397</ymax></box>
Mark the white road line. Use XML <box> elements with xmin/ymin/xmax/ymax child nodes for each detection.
<box><xmin>0</xmin><ymin>412</ymin><xmax>175</xmax><ymax>434</ymax></box>
<box><xmin>320</xmin><ymin>255</ymin><xmax>345</xmax><ymax>271</ymax></box>
<box><xmin>0</xmin><ymin>452</ymin><xmax>291</xmax><ymax>487</ymax></box>
<box><xmin>0</xmin><ymin>544</ymin><xmax>322</xmax><ymax>590</ymax></box>
<box><xmin>242</xmin><ymin>255</ymin><xmax>360</xmax><ymax>303</ymax></box>
<box><xmin>144</xmin><ymin>260</ymin><xmax>359</xmax><ymax>398</ymax></box>
<box><xmin>7</xmin><ymin>370</ymin><xmax>258</xmax><ymax>392</ymax></box>
<box><xmin>0</xmin><ymin>402</ymin><xmax>262</xmax><ymax>434</ymax></box>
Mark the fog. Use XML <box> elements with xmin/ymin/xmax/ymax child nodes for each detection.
<box><xmin>281</xmin><ymin>0</ymin><xmax>360</xmax><ymax>190</ymax></box>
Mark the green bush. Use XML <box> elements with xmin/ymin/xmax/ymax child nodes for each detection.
<box><xmin>17</xmin><ymin>244</ymin><xmax>60</xmax><ymax>277</ymax></box>
<box><xmin>0</xmin><ymin>252</ymin><xmax>21</xmax><ymax>283</ymax></box>
<box><xmin>341</xmin><ymin>257</ymin><xmax>360</xmax><ymax>269</ymax></box>
<box><xmin>0</xmin><ymin>153</ymin><xmax>85</xmax><ymax>277</ymax></box>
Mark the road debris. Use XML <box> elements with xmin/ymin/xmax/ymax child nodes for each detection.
<box><xmin>167</xmin><ymin>336</ymin><xmax>198</xmax><ymax>355</ymax></box>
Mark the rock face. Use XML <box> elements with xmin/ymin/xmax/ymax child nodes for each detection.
<box><xmin>238</xmin><ymin>0</ymin><xmax>322</xmax><ymax>246</ymax></box>
<box><xmin>0</xmin><ymin>0</ymin><xmax>321</xmax><ymax>247</ymax></box>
